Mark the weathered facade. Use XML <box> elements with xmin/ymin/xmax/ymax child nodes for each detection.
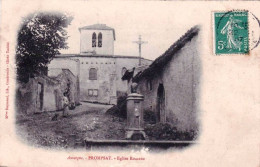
<box><xmin>123</xmin><ymin>26</ymin><xmax>201</xmax><ymax>132</ymax></box>
<box><xmin>48</xmin><ymin>24</ymin><xmax>152</xmax><ymax>104</ymax></box>
<box><xmin>49</xmin><ymin>55</ymin><xmax>151</xmax><ymax>104</ymax></box>
<box><xmin>17</xmin><ymin>69</ymin><xmax>79</xmax><ymax>114</ymax></box>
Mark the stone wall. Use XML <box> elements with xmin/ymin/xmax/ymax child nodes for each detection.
<box><xmin>48</xmin><ymin>55</ymin><xmax>152</xmax><ymax>104</ymax></box>
<box><xmin>16</xmin><ymin>76</ymin><xmax>62</xmax><ymax>114</ymax></box>
<box><xmin>77</xmin><ymin>56</ymin><xmax>116</xmax><ymax>104</ymax></box>
<box><xmin>48</xmin><ymin>58</ymin><xmax>80</xmax><ymax>104</ymax></box>
<box><xmin>116</xmin><ymin>57</ymin><xmax>152</xmax><ymax>93</ymax></box>
<box><xmin>48</xmin><ymin>58</ymin><xmax>79</xmax><ymax>77</ymax></box>
<box><xmin>55</xmin><ymin>69</ymin><xmax>80</xmax><ymax>105</ymax></box>
<box><xmin>16</xmin><ymin>69</ymin><xmax>79</xmax><ymax>114</ymax></box>
<box><xmin>137</xmin><ymin>72</ymin><xmax>162</xmax><ymax>115</ymax></box>
<box><xmin>137</xmin><ymin>34</ymin><xmax>201</xmax><ymax>131</ymax></box>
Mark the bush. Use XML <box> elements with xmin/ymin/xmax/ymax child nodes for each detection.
<box><xmin>144</xmin><ymin>123</ymin><xmax>198</xmax><ymax>141</ymax></box>
<box><xmin>143</xmin><ymin>110</ymin><xmax>156</xmax><ymax>124</ymax></box>
<box><xmin>106</xmin><ymin>95</ymin><xmax>127</xmax><ymax>118</ymax></box>
<box><xmin>117</xmin><ymin>95</ymin><xmax>127</xmax><ymax>118</ymax></box>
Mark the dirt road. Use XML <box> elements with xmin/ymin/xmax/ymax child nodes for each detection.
<box><xmin>16</xmin><ymin>102</ymin><xmax>126</xmax><ymax>150</ymax></box>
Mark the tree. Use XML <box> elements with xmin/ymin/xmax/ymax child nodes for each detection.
<box><xmin>16</xmin><ymin>12</ymin><xmax>73</xmax><ymax>83</ymax></box>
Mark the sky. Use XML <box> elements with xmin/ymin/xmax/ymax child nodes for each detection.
<box><xmin>59</xmin><ymin>2</ymin><xmax>199</xmax><ymax>60</ymax></box>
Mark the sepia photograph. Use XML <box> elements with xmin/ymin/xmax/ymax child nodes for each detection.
<box><xmin>15</xmin><ymin>10</ymin><xmax>201</xmax><ymax>151</ymax></box>
<box><xmin>0</xmin><ymin>1</ymin><xmax>260</xmax><ymax>167</ymax></box>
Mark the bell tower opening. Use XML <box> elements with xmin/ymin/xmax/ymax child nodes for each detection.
<box><xmin>79</xmin><ymin>24</ymin><xmax>115</xmax><ymax>55</ymax></box>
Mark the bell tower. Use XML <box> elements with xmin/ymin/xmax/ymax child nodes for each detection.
<box><xmin>79</xmin><ymin>24</ymin><xmax>115</xmax><ymax>55</ymax></box>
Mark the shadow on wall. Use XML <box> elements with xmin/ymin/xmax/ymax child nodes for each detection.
<box><xmin>131</xmin><ymin>25</ymin><xmax>202</xmax><ymax>141</ymax></box>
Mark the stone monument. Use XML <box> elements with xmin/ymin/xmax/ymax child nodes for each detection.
<box><xmin>125</xmin><ymin>82</ymin><xmax>146</xmax><ymax>140</ymax></box>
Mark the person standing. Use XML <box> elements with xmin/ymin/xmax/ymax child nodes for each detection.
<box><xmin>62</xmin><ymin>94</ymin><xmax>69</xmax><ymax>117</ymax></box>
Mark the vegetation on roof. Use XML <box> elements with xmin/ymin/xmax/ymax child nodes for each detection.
<box><xmin>133</xmin><ymin>25</ymin><xmax>200</xmax><ymax>82</ymax></box>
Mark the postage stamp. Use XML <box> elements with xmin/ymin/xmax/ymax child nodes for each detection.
<box><xmin>214</xmin><ymin>10</ymin><xmax>249</xmax><ymax>54</ymax></box>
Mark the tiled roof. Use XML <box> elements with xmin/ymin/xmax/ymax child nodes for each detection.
<box><xmin>79</xmin><ymin>24</ymin><xmax>116</xmax><ymax>40</ymax></box>
<box><xmin>122</xmin><ymin>65</ymin><xmax>149</xmax><ymax>81</ymax></box>
<box><xmin>79</xmin><ymin>24</ymin><xmax>114</xmax><ymax>30</ymax></box>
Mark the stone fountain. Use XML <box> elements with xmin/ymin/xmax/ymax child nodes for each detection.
<box><xmin>125</xmin><ymin>83</ymin><xmax>146</xmax><ymax>140</ymax></box>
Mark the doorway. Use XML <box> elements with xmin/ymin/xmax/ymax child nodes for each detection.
<box><xmin>36</xmin><ymin>82</ymin><xmax>44</xmax><ymax>111</ymax></box>
<box><xmin>157</xmin><ymin>83</ymin><xmax>166</xmax><ymax>123</ymax></box>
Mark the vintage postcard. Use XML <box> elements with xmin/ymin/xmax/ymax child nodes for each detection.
<box><xmin>0</xmin><ymin>0</ymin><xmax>259</xmax><ymax>167</ymax></box>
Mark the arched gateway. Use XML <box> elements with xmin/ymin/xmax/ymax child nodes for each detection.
<box><xmin>157</xmin><ymin>83</ymin><xmax>166</xmax><ymax>123</ymax></box>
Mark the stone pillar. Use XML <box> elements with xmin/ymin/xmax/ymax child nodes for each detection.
<box><xmin>125</xmin><ymin>93</ymin><xmax>146</xmax><ymax>140</ymax></box>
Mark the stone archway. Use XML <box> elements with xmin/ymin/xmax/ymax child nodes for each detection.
<box><xmin>157</xmin><ymin>83</ymin><xmax>166</xmax><ymax>123</ymax></box>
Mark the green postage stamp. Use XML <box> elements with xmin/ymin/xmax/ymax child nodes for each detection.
<box><xmin>214</xmin><ymin>11</ymin><xmax>249</xmax><ymax>54</ymax></box>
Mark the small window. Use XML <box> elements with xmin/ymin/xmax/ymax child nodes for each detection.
<box><xmin>93</xmin><ymin>89</ymin><xmax>98</xmax><ymax>96</ymax></box>
<box><xmin>92</xmin><ymin>32</ymin><xmax>96</xmax><ymax>47</ymax></box>
<box><xmin>88</xmin><ymin>89</ymin><xmax>93</xmax><ymax>96</ymax></box>
<box><xmin>98</xmin><ymin>33</ymin><xmax>102</xmax><ymax>47</ymax></box>
<box><xmin>88</xmin><ymin>89</ymin><xmax>98</xmax><ymax>97</ymax></box>
<box><xmin>89</xmin><ymin>68</ymin><xmax>97</xmax><ymax>80</ymax></box>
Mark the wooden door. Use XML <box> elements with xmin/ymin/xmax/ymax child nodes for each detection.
<box><xmin>157</xmin><ymin>84</ymin><xmax>165</xmax><ymax>123</ymax></box>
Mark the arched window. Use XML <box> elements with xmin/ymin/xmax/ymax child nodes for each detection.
<box><xmin>98</xmin><ymin>33</ymin><xmax>102</xmax><ymax>47</ymax></box>
<box><xmin>122</xmin><ymin>67</ymin><xmax>127</xmax><ymax>76</ymax></box>
<box><xmin>92</xmin><ymin>32</ymin><xmax>96</xmax><ymax>47</ymax></box>
<box><xmin>89</xmin><ymin>68</ymin><xmax>97</xmax><ymax>80</ymax></box>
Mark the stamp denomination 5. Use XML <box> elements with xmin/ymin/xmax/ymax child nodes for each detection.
<box><xmin>214</xmin><ymin>11</ymin><xmax>249</xmax><ymax>55</ymax></box>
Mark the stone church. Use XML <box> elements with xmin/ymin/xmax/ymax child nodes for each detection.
<box><xmin>48</xmin><ymin>24</ymin><xmax>152</xmax><ymax>104</ymax></box>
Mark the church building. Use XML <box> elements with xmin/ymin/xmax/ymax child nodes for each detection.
<box><xmin>48</xmin><ymin>24</ymin><xmax>152</xmax><ymax>104</ymax></box>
